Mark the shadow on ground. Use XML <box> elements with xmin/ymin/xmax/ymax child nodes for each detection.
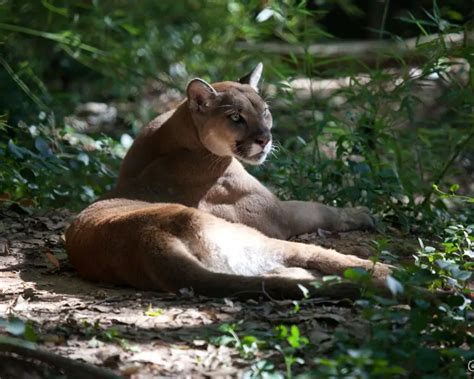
<box><xmin>0</xmin><ymin>207</ymin><xmax>417</xmax><ymax>377</ymax></box>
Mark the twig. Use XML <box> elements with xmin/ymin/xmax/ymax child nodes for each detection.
<box><xmin>261</xmin><ymin>281</ymin><xmax>278</xmax><ymax>302</ymax></box>
<box><xmin>420</xmin><ymin>130</ymin><xmax>474</xmax><ymax>208</ymax></box>
<box><xmin>0</xmin><ymin>336</ymin><xmax>123</xmax><ymax>379</ymax></box>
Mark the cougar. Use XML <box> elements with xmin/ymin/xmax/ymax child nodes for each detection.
<box><xmin>66</xmin><ymin>63</ymin><xmax>391</xmax><ymax>299</ymax></box>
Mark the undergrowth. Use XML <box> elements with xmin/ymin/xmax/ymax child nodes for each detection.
<box><xmin>0</xmin><ymin>0</ymin><xmax>472</xmax><ymax>377</ymax></box>
<box><xmin>210</xmin><ymin>219</ymin><xmax>473</xmax><ymax>378</ymax></box>
<box><xmin>0</xmin><ymin>113</ymin><xmax>123</xmax><ymax>210</ymax></box>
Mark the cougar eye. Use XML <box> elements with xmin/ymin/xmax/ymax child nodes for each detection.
<box><xmin>229</xmin><ymin>113</ymin><xmax>241</xmax><ymax>122</ymax></box>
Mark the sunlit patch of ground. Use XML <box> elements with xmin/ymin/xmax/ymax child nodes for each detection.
<box><xmin>0</xmin><ymin>208</ymin><xmax>415</xmax><ymax>377</ymax></box>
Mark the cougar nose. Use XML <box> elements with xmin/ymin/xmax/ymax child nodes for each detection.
<box><xmin>255</xmin><ymin>136</ymin><xmax>270</xmax><ymax>147</ymax></box>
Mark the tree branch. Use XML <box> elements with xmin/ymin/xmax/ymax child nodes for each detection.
<box><xmin>236</xmin><ymin>32</ymin><xmax>469</xmax><ymax>61</ymax></box>
<box><xmin>0</xmin><ymin>336</ymin><xmax>123</xmax><ymax>379</ymax></box>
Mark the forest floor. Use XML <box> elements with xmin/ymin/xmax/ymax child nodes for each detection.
<box><xmin>0</xmin><ymin>207</ymin><xmax>416</xmax><ymax>378</ymax></box>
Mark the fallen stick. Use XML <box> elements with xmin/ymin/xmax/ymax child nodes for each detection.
<box><xmin>0</xmin><ymin>336</ymin><xmax>123</xmax><ymax>379</ymax></box>
<box><xmin>236</xmin><ymin>31</ymin><xmax>470</xmax><ymax>60</ymax></box>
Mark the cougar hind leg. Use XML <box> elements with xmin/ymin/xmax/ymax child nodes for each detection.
<box><xmin>155</xmin><ymin>211</ymin><xmax>391</xmax><ymax>298</ymax></box>
<box><xmin>66</xmin><ymin>200</ymin><xmax>390</xmax><ymax>299</ymax></box>
<box><xmin>194</xmin><ymin>214</ymin><xmax>391</xmax><ymax>282</ymax></box>
<box><xmin>141</xmin><ymin>238</ymin><xmax>361</xmax><ymax>299</ymax></box>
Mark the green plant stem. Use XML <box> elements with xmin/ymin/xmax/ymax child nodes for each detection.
<box><xmin>285</xmin><ymin>355</ymin><xmax>293</xmax><ymax>379</ymax></box>
<box><xmin>0</xmin><ymin>22</ymin><xmax>104</xmax><ymax>54</ymax></box>
<box><xmin>376</xmin><ymin>0</ymin><xmax>390</xmax><ymax>69</ymax></box>
<box><xmin>379</xmin><ymin>0</ymin><xmax>390</xmax><ymax>40</ymax></box>
<box><xmin>0</xmin><ymin>57</ymin><xmax>48</xmax><ymax>110</ymax></box>
<box><xmin>420</xmin><ymin>130</ymin><xmax>474</xmax><ymax>208</ymax></box>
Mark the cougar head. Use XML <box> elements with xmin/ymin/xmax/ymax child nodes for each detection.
<box><xmin>186</xmin><ymin>63</ymin><xmax>272</xmax><ymax>165</ymax></box>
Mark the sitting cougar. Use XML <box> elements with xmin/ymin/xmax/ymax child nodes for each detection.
<box><xmin>66</xmin><ymin>63</ymin><xmax>391</xmax><ymax>299</ymax></box>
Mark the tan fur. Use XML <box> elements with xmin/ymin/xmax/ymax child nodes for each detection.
<box><xmin>66</xmin><ymin>66</ymin><xmax>391</xmax><ymax>299</ymax></box>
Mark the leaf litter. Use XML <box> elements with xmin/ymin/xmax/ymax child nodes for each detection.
<box><xmin>0</xmin><ymin>207</ymin><xmax>413</xmax><ymax>377</ymax></box>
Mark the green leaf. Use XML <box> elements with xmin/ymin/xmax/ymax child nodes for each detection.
<box><xmin>77</xmin><ymin>151</ymin><xmax>90</xmax><ymax>166</ymax></box>
<box><xmin>5</xmin><ymin>318</ymin><xmax>26</xmax><ymax>336</ymax></box>
<box><xmin>41</xmin><ymin>0</ymin><xmax>69</xmax><ymax>17</ymax></box>
<box><xmin>34</xmin><ymin>137</ymin><xmax>52</xmax><ymax>157</ymax></box>
<box><xmin>296</xmin><ymin>136</ymin><xmax>306</xmax><ymax>146</ymax></box>
<box><xmin>447</xmin><ymin>10</ymin><xmax>463</xmax><ymax>21</ymax></box>
<box><xmin>145</xmin><ymin>304</ymin><xmax>164</xmax><ymax>317</ymax></box>
<box><xmin>297</xmin><ymin>284</ymin><xmax>309</xmax><ymax>298</ymax></box>
<box><xmin>218</xmin><ymin>323</ymin><xmax>234</xmax><ymax>334</ymax></box>
<box><xmin>120</xmin><ymin>23</ymin><xmax>140</xmax><ymax>35</ymax></box>
<box><xmin>287</xmin><ymin>326</ymin><xmax>301</xmax><ymax>348</ymax></box>
<box><xmin>386</xmin><ymin>275</ymin><xmax>404</xmax><ymax>296</ymax></box>
<box><xmin>210</xmin><ymin>335</ymin><xmax>235</xmax><ymax>346</ymax></box>
<box><xmin>256</xmin><ymin>8</ymin><xmax>274</xmax><ymax>23</ymax></box>
<box><xmin>322</xmin><ymin>275</ymin><xmax>342</xmax><ymax>283</ymax></box>
<box><xmin>344</xmin><ymin>268</ymin><xmax>370</xmax><ymax>282</ymax></box>
<box><xmin>310</xmin><ymin>280</ymin><xmax>322</xmax><ymax>289</ymax></box>
<box><xmin>449</xmin><ymin>184</ymin><xmax>459</xmax><ymax>192</ymax></box>
<box><xmin>453</xmin><ymin>270</ymin><xmax>471</xmax><ymax>281</ymax></box>
<box><xmin>8</xmin><ymin>140</ymin><xmax>25</xmax><ymax>158</ymax></box>
<box><xmin>23</xmin><ymin>323</ymin><xmax>38</xmax><ymax>342</ymax></box>
<box><xmin>275</xmin><ymin>325</ymin><xmax>287</xmax><ymax>339</ymax></box>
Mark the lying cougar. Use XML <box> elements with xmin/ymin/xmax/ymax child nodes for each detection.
<box><xmin>66</xmin><ymin>63</ymin><xmax>391</xmax><ymax>299</ymax></box>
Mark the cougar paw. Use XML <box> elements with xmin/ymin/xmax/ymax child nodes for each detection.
<box><xmin>340</xmin><ymin>206</ymin><xmax>376</xmax><ymax>231</ymax></box>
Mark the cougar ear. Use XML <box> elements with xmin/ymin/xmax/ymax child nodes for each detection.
<box><xmin>186</xmin><ymin>78</ymin><xmax>218</xmax><ymax>112</ymax></box>
<box><xmin>239</xmin><ymin>62</ymin><xmax>263</xmax><ymax>92</ymax></box>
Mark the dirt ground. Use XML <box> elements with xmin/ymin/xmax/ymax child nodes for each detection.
<box><xmin>0</xmin><ymin>207</ymin><xmax>414</xmax><ymax>378</ymax></box>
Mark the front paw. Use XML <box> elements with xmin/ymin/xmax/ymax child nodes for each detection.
<box><xmin>339</xmin><ymin>206</ymin><xmax>375</xmax><ymax>231</ymax></box>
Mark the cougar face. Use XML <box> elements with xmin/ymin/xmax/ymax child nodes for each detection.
<box><xmin>187</xmin><ymin>64</ymin><xmax>273</xmax><ymax>165</ymax></box>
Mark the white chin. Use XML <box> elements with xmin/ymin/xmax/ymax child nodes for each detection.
<box><xmin>236</xmin><ymin>153</ymin><xmax>268</xmax><ymax>165</ymax></box>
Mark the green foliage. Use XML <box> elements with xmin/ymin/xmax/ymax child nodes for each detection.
<box><xmin>0</xmin><ymin>317</ymin><xmax>38</xmax><ymax>342</ymax></box>
<box><xmin>212</xmin><ymin>322</ymin><xmax>310</xmax><ymax>378</ymax></box>
<box><xmin>252</xmin><ymin>2</ymin><xmax>473</xmax><ymax>233</ymax></box>
<box><xmin>1</xmin><ymin>0</ymin><xmax>472</xmax><ymax>221</ymax></box>
<box><xmin>82</xmin><ymin>320</ymin><xmax>138</xmax><ymax>352</ymax></box>
<box><xmin>416</xmin><ymin>224</ymin><xmax>473</xmax><ymax>289</ymax></box>
<box><xmin>275</xmin><ymin>325</ymin><xmax>309</xmax><ymax>378</ymax></box>
<box><xmin>208</xmin><ymin>223</ymin><xmax>473</xmax><ymax>378</ymax></box>
<box><xmin>144</xmin><ymin>304</ymin><xmax>164</xmax><ymax>317</ymax></box>
<box><xmin>0</xmin><ymin>113</ymin><xmax>122</xmax><ymax>209</ymax></box>
<box><xmin>0</xmin><ymin>1</ymin><xmax>473</xmax><ymax>377</ymax></box>
<box><xmin>0</xmin><ymin>0</ymin><xmax>266</xmax><ymax>120</ymax></box>
<box><xmin>208</xmin><ymin>199</ymin><xmax>474</xmax><ymax>377</ymax></box>
<box><xmin>211</xmin><ymin>322</ymin><xmax>266</xmax><ymax>360</ymax></box>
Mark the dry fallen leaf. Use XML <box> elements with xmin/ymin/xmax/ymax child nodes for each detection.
<box><xmin>121</xmin><ymin>365</ymin><xmax>141</xmax><ymax>376</ymax></box>
<box><xmin>42</xmin><ymin>334</ymin><xmax>66</xmax><ymax>345</ymax></box>
<box><xmin>11</xmin><ymin>294</ymin><xmax>29</xmax><ymax>312</ymax></box>
<box><xmin>18</xmin><ymin>198</ymin><xmax>35</xmax><ymax>207</ymax></box>
<box><xmin>0</xmin><ymin>192</ymin><xmax>11</xmax><ymax>201</ymax></box>
<box><xmin>45</xmin><ymin>251</ymin><xmax>61</xmax><ymax>270</ymax></box>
